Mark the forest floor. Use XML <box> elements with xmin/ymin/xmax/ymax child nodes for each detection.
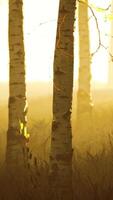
<box><xmin>0</xmin><ymin>89</ymin><xmax>113</xmax><ymax>199</ymax></box>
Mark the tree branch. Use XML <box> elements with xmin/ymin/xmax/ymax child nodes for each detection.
<box><xmin>77</xmin><ymin>0</ymin><xmax>111</xmax><ymax>57</ymax></box>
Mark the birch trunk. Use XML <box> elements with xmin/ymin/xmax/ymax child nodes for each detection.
<box><xmin>6</xmin><ymin>0</ymin><xmax>27</xmax><ymax>169</ymax></box>
<box><xmin>109</xmin><ymin>1</ymin><xmax>113</xmax><ymax>88</ymax></box>
<box><xmin>77</xmin><ymin>0</ymin><xmax>93</xmax><ymax>143</ymax></box>
<box><xmin>50</xmin><ymin>0</ymin><xmax>76</xmax><ymax>199</ymax></box>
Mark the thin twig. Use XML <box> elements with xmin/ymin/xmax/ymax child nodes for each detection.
<box><xmin>77</xmin><ymin>0</ymin><xmax>111</xmax><ymax>56</ymax></box>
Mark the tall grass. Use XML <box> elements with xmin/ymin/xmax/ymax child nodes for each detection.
<box><xmin>0</xmin><ymin>93</ymin><xmax>113</xmax><ymax>199</ymax></box>
<box><xmin>0</xmin><ymin>134</ymin><xmax>113</xmax><ymax>200</ymax></box>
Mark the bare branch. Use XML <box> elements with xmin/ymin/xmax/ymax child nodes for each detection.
<box><xmin>77</xmin><ymin>0</ymin><xmax>110</xmax><ymax>57</ymax></box>
<box><xmin>26</xmin><ymin>19</ymin><xmax>56</xmax><ymax>35</ymax></box>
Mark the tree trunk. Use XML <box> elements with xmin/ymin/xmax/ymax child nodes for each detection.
<box><xmin>50</xmin><ymin>0</ymin><xmax>76</xmax><ymax>199</ymax></box>
<box><xmin>108</xmin><ymin>1</ymin><xmax>113</xmax><ymax>88</ymax></box>
<box><xmin>6</xmin><ymin>0</ymin><xmax>27</xmax><ymax>169</ymax></box>
<box><xmin>77</xmin><ymin>0</ymin><xmax>93</xmax><ymax>147</ymax></box>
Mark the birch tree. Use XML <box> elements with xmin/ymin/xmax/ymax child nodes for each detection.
<box><xmin>6</xmin><ymin>0</ymin><xmax>28</xmax><ymax>169</ymax></box>
<box><xmin>50</xmin><ymin>0</ymin><xmax>76</xmax><ymax>199</ymax></box>
<box><xmin>109</xmin><ymin>1</ymin><xmax>113</xmax><ymax>88</ymax></box>
<box><xmin>77</xmin><ymin>0</ymin><xmax>93</xmax><ymax>144</ymax></box>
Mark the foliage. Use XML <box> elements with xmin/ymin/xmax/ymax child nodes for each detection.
<box><xmin>19</xmin><ymin>120</ymin><xmax>30</xmax><ymax>139</ymax></box>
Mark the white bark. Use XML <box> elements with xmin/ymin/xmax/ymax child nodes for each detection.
<box><xmin>6</xmin><ymin>0</ymin><xmax>27</xmax><ymax>169</ymax></box>
<box><xmin>50</xmin><ymin>0</ymin><xmax>76</xmax><ymax>199</ymax></box>
<box><xmin>108</xmin><ymin>1</ymin><xmax>113</xmax><ymax>88</ymax></box>
<box><xmin>76</xmin><ymin>0</ymin><xmax>93</xmax><ymax>147</ymax></box>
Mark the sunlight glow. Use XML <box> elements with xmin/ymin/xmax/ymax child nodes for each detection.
<box><xmin>0</xmin><ymin>0</ymin><xmax>111</xmax><ymax>83</ymax></box>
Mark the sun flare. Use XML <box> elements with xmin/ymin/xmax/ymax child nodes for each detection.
<box><xmin>0</xmin><ymin>0</ymin><xmax>111</xmax><ymax>83</ymax></box>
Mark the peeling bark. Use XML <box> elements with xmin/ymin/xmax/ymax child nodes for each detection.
<box><xmin>6</xmin><ymin>0</ymin><xmax>27</xmax><ymax>169</ymax></box>
<box><xmin>50</xmin><ymin>0</ymin><xmax>76</xmax><ymax>199</ymax></box>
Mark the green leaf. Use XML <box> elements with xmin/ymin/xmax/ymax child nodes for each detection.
<box><xmin>90</xmin><ymin>4</ymin><xmax>108</xmax><ymax>12</ymax></box>
<box><xmin>105</xmin><ymin>14</ymin><xmax>113</xmax><ymax>21</ymax></box>
<box><xmin>19</xmin><ymin>120</ymin><xmax>30</xmax><ymax>139</ymax></box>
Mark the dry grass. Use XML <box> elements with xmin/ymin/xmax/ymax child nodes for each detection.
<box><xmin>0</xmin><ymin>90</ymin><xmax>113</xmax><ymax>199</ymax></box>
<box><xmin>0</xmin><ymin>139</ymin><xmax>113</xmax><ymax>200</ymax></box>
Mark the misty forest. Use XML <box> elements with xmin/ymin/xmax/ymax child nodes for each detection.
<box><xmin>1</xmin><ymin>0</ymin><xmax>113</xmax><ymax>199</ymax></box>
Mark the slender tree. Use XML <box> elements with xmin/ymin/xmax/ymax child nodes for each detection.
<box><xmin>50</xmin><ymin>0</ymin><xmax>76</xmax><ymax>199</ymax></box>
<box><xmin>77</xmin><ymin>0</ymin><xmax>93</xmax><ymax>140</ymax></box>
<box><xmin>109</xmin><ymin>1</ymin><xmax>113</xmax><ymax>88</ymax></box>
<box><xmin>6</xmin><ymin>0</ymin><xmax>28</xmax><ymax>168</ymax></box>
